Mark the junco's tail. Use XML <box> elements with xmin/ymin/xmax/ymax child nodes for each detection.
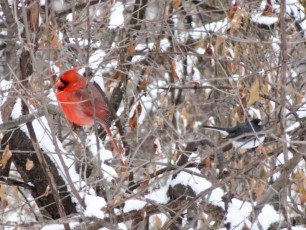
<box><xmin>201</xmin><ymin>125</ymin><xmax>229</xmax><ymax>136</ymax></box>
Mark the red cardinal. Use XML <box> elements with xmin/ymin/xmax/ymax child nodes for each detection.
<box><xmin>55</xmin><ymin>69</ymin><xmax>121</xmax><ymax>157</ymax></box>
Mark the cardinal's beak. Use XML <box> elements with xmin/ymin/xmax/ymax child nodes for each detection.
<box><xmin>55</xmin><ymin>79</ymin><xmax>64</xmax><ymax>89</ymax></box>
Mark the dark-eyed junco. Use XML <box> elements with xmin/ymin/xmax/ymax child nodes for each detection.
<box><xmin>201</xmin><ymin>118</ymin><xmax>265</xmax><ymax>149</ymax></box>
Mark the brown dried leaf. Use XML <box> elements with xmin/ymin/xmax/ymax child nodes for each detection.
<box><xmin>238</xmin><ymin>64</ymin><xmax>246</xmax><ymax>76</ymax></box>
<box><xmin>1</xmin><ymin>198</ymin><xmax>8</xmax><ymax>210</ymax></box>
<box><xmin>139</xmin><ymin>179</ymin><xmax>150</xmax><ymax>190</ymax></box>
<box><xmin>54</xmin><ymin>60</ymin><xmax>62</xmax><ymax>69</ymax></box>
<box><xmin>119</xmin><ymin>164</ymin><xmax>130</xmax><ymax>178</ymax></box>
<box><xmin>294</xmin><ymin>169</ymin><xmax>305</xmax><ymax>181</ymax></box>
<box><xmin>205</xmin><ymin>44</ymin><xmax>213</xmax><ymax>56</ymax></box>
<box><xmin>227</xmin><ymin>62</ymin><xmax>235</xmax><ymax>74</ymax></box>
<box><xmin>155</xmin><ymin>215</ymin><xmax>163</xmax><ymax>229</ymax></box>
<box><xmin>297</xmin><ymin>91</ymin><xmax>305</xmax><ymax>105</ymax></box>
<box><xmin>237</xmin><ymin>158</ymin><xmax>244</xmax><ymax>168</ymax></box>
<box><xmin>129</xmin><ymin>103</ymin><xmax>142</xmax><ymax>131</ymax></box>
<box><xmin>232</xmin><ymin>8</ymin><xmax>242</xmax><ymax>30</ymax></box>
<box><xmin>1</xmin><ymin>93</ymin><xmax>17</xmax><ymax>123</ymax></box>
<box><xmin>136</xmin><ymin>102</ymin><xmax>142</xmax><ymax>114</ymax></box>
<box><xmin>242</xmin><ymin>224</ymin><xmax>251</xmax><ymax>230</ymax></box>
<box><xmin>113</xmin><ymin>71</ymin><xmax>122</xmax><ymax>80</ymax></box>
<box><xmin>153</xmin><ymin>143</ymin><xmax>158</xmax><ymax>151</ymax></box>
<box><xmin>172</xmin><ymin>153</ymin><xmax>177</xmax><ymax>162</ymax></box>
<box><xmin>196</xmin><ymin>38</ymin><xmax>204</xmax><ymax>49</ymax></box>
<box><xmin>140</xmin><ymin>205</ymin><xmax>147</xmax><ymax>220</ymax></box>
<box><xmin>169</xmin><ymin>61</ymin><xmax>180</xmax><ymax>81</ymax></box>
<box><xmin>158</xmin><ymin>94</ymin><xmax>166</xmax><ymax>106</ymax></box>
<box><xmin>302</xmin><ymin>0</ymin><xmax>306</xmax><ymax>12</ymax></box>
<box><xmin>41</xmin><ymin>29</ymin><xmax>48</xmax><ymax>47</ymax></box>
<box><xmin>0</xmin><ymin>145</ymin><xmax>12</xmax><ymax>169</ymax></box>
<box><xmin>99</xmin><ymin>8</ymin><xmax>110</xmax><ymax>28</ymax></box>
<box><xmin>230</xmin><ymin>179</ymin><xmax>236</xmax><ymax>194</ymax></box>
<box><xmin>294</xmin><ymin>170</ymin><xmax>306</xmax><ymax>193</ymax></box>
<box><xmin>249</xmin><ymin>178</ymin><xmax>256</xmax><ymax>191</ymax></box>
<box><xmin>261</xmin><ymin>81</ymin><xmax>270</xmax><ymax>98</ymax></box>
<box><xmin>227</xmin><ymin>4</ymin><xmax>238</xmax><ymax>20</ymax></box>
<box><xmin>235</xmin><ymin>106</ymin><xmax>244</xmax><ymax>122</ymax></box>
<box><xmin>44</xmin><ymin>185</ymin><xmax>50</xmax><ymax>197</ymax></box>
<box><xmin>152</xmin><ymin>163</ymin><xmax>157</xmax><ymax>176</ymax></box>
<box><xmin>146</xmin><ymin>66</ymin><xmax>154</xmax><ymax>77</ymax></box>
<box><xmin>139</xmin><ymin>77</ymin><xmax>152</xmax><ymax>91</ymax></box>
<box><xmin>247</xmin><ymin>79</ymin><xmax>260</xmax><ymax>107</ymax></box>
<box><xmin>189</xmin><ymin>81</ymin><xmax>200</xmax><ymax>88</ymax></box>
<box><xmin>139</xmin><ymin>171</ymin><xmax>150</xmax><ymax>189</ymax></box>
<box><xmin>0</xmin><ymin>184</ymin><xmax>6</xmax><ymax>199</ymax></box>
<box><xmin>204</xmin><ymin>157</ymin><xmax>211</xmax><ymax>172</ymax></box>
<box><xmin>262</xmin><ymin>3</ymin><xmax>273</xmax><ymax>16</ymax></box>
<box><xmin>259</xmin><ymin>164</ymin><xmax>267</xmax><ymax>178</ymax></box>
<box><xmin>234</xmin><ymin>44</ymin><xmax>239</xmax><ymax>60</ymax></box>
<box><xmin>237</xmin><ymin>148</ymin><xmax>247</xmax><ymax>154</ymax></box>
<box><xmin>256</xmin><ymin>145</ymin><xmax>266</xmax><ymax>155</ymax></box>
<box><xmin>26</xmin><ymin>158</ymin><xmax>34</xmax><ymax>171</ymax></box>
<box><xmin>13</xmin><ymin>186</ymin><xmax>19</xmax><ymax>204</ymax></box>
<box><xmin>152</xmin><ymin>36</ymin><xmax>161</xmax><ymax>52</ymax></box>
<box><xmin>229</xmin><ymin>7</ymin><xmax>249</xmax><ymax>33</ymax></box>
<box><xmin>51</xmin><ymin>72</ymin><xmax>57</xmax><ymax>85</ymax></box>
<box><xmin>0</xmin><ymin>185</ymin><xmax>8</xmax><ymax>209</ymax></box>
<box><xmin>214</xmin><ymin>37</ymin><xmax>225</xmax><ymax>54</ymax></box>
<box><xmin>155</xmin><ymin>116</ymin><xmax>164</xmax><ymax>130</ymax></box>
<box><xmin>107</xmin><ymin>194</ymin><xmax>124</xmax><ymax>208</ymax></box>
<box><xmin>180</xmin><ymin>107</ymin><xmax>190</xmax><ymax>123</ymax></box>
<box><xmin>300</xmin><ymin>192</ymin><xmax>306</xmax><ymax>205</ymax></box>
<box><xmin>127</xmin><ymin>39</ymin><xmax>136</xmax><ymax>54</ymax></box>
<box><xmin>166</xmin><ymin>104</ymin><xmax>176</xmax><ymax>121</ymax></box>
<box><xmin>172</xmin><ymin>0</ymin><xmax>181</xmax><ymax>9</ymax></box>
<box><xmin>255</xmin><ymin>182</ymin><xmax>266</xmax><ymax>201</ymax></box>
<box><xmin>50</xmin><ymin>24</ymin><xmax>61</xmax><ymax>49</ymax></box>
<box><xmin>28</xmin><ymin>1</ymin><xmax>39</xmax><ymax>33</ymax></box>
<box><xmin>240</xmin><ymin>91</ymin><xmax>248</xmax><ymax>107</ymax></box>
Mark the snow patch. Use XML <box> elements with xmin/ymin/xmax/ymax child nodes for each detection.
<box><xmin>123</xmin><ymin>199</ymin><xmax>147</xmax><ymax>213</ymax></box>
<box><xmin>89</xmin><ymin>50</ymin><xmax>106</xmax><ymax>70</ymax></box>
<box><xmin>297</xmin><ymin>102</ymin><xmax>306</xmax><ymax>118</ymax></box>
<box><xmin>41</xmin><ymin>223</ymin><xmax>79</xmax><ymax>230</ymax></box>
<box><xmin>109</xmin><ymin>2</ymin><xmax>124</xmax><ymax>29</ymax></box>
<box><xmin>145</xmin><ymin>183</ymin><xmax>170</xmax><ymax>204</ymax></box>
<box><xmin>251</xmin><ymin>14</ymin><xmax>278</xmax><ymax>26</ymax></box>
<box><xmin>170</xmin><ymin>168</ymin><xmax>224</xmax><ymax>208</ymax></box>
<box><xmin>255</xmin><ymin>204</ymin><xmax>280</xmax><ymax>229</ymax></box>
<box><xmin>226</xmin><ymin>198</ymin><xmax>252</xmax><ymax>229</ymax></box>
<box><xmin>84</xmin><ymin>194</ymin><xmax>106</xmax><ymax>219</ymax></box>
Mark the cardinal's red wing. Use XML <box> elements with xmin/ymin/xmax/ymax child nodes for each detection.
<box><xmin>75</xmin><ymin>84</ymin><xmax>113</xmax><ymax>126</ymax></box>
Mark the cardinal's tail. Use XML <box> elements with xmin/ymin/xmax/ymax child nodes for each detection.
<box><xmin>99</xmin><ymin>122</ymin><xmax>122</xmax><ymax>157</ymax></box>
